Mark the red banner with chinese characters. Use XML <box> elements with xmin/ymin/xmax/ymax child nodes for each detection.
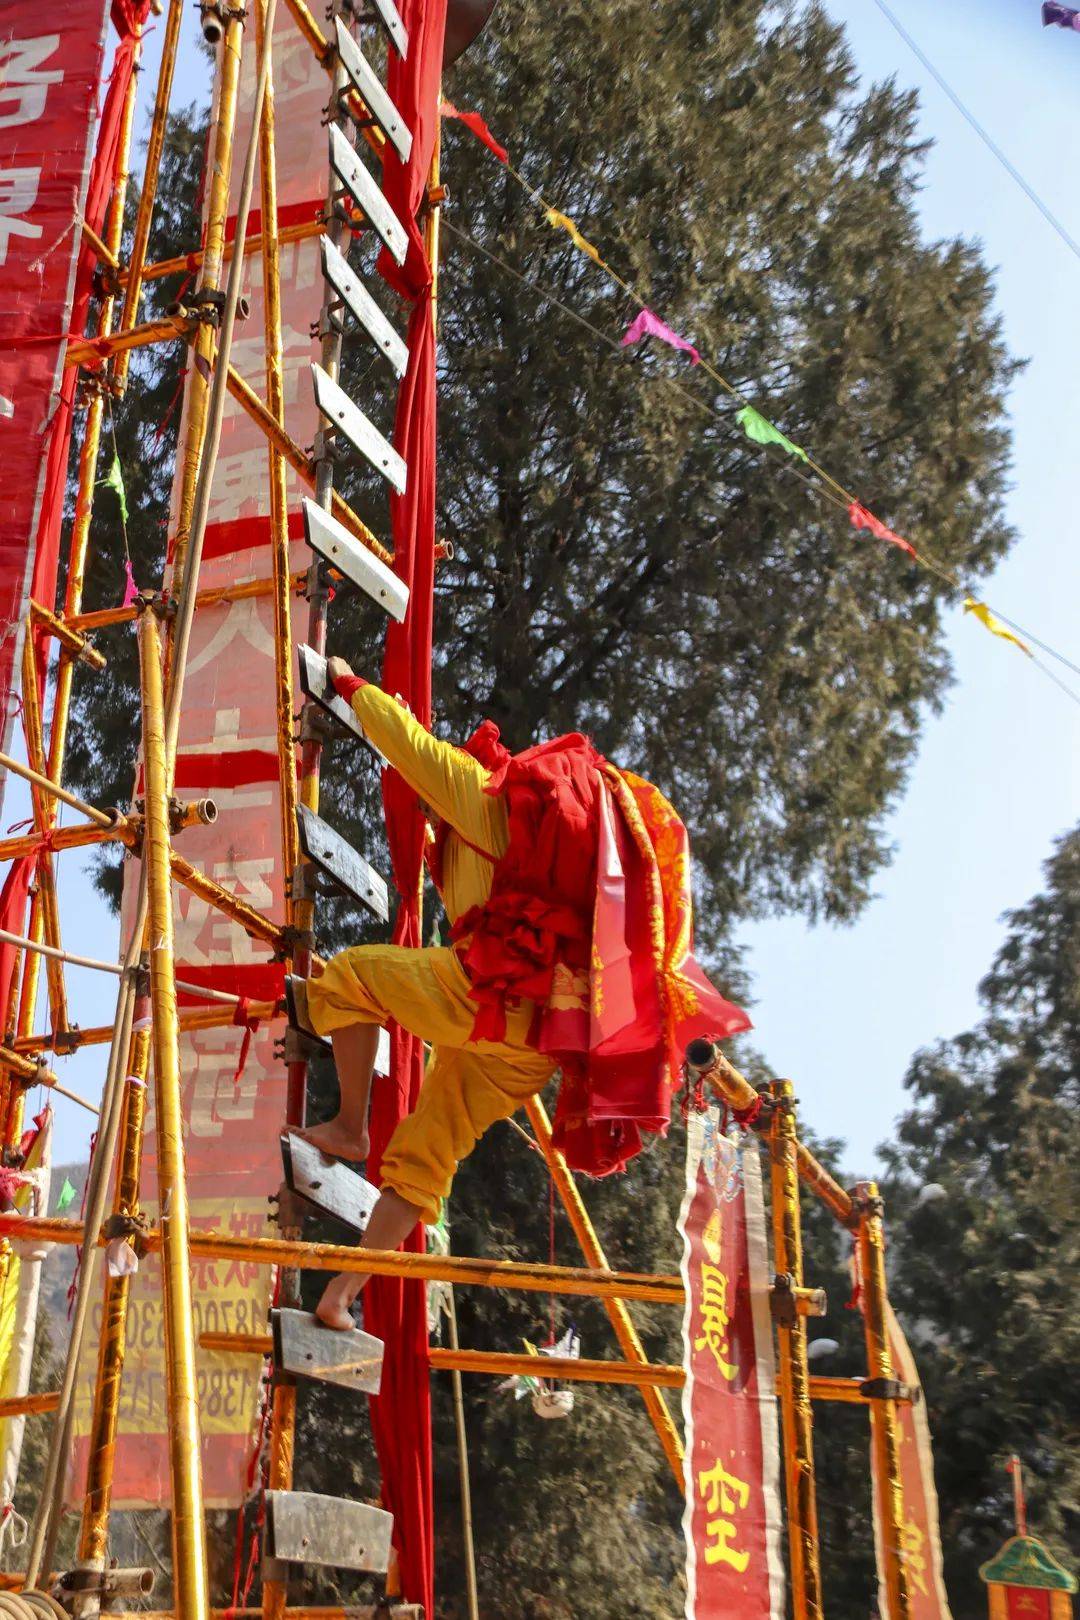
<box><xmin>870</xmin><ymin>1301</ymin><xmax>954</xmax><ymax>1620</ymax></box>
<box><xmin>680</xmin><ymin>1109</ymin><xmax>784</xmax><ymax>1619</ymax></box>
<box><xmin>0</xmin><ymin>4</ymin><xmax>109</xmax><ymax>778</ymax></box>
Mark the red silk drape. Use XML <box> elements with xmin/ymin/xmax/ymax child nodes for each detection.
<box><xmin>0</xmin><ymin>4</ymin><xmax>150</xmax><ymax>1032</ymax></box>
<box><xmin>365</xmin><ymin>3</ymin><xmax>448</xmax><ymax>1614</ymax></box>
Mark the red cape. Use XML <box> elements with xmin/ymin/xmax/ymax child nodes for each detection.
<box><xmin>441</xmin><ymin>724</ymin><xmax>750</xmax><ymax>1175</ymax></box>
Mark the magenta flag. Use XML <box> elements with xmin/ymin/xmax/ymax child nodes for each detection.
<box><xmin>848</xmin><ymin>501</ymin><xmax>916</xmax><ymax>558</ymax></box>
<box><xmin>622</xmin><ymin>307</ymin><xmax>701</xmax><ymax>365</ymax></box>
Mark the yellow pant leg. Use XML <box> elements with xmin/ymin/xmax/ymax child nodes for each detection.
<box><xmin>379</xmin><ymin>1045</ymin><xmax>554</xmax><ymax>1224</ymax></box>
<box><xmin>306</xmin><ymin>942</ymin><xmax>539</xmax><ymax>1049</ymax></box>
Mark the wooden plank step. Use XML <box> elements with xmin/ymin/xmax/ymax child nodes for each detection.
<box><xmin>271</xmin><ymin>1307</ymin><xmax>383</xmax><ymax>1394</ymax></box>
<box><xmin>328</xmin><ymin>124</ymin><xmax>407</xmax><ymax>265</ymax></box>
<box><xmin>303</xmin><ymin>495</ymin><xmax>409</xmax><ymax>617</ymax></box>
<box><xmin>335</xmin><ymin>18</ymin><xmax>412</xmax><ymax>163</ymax></box>
<box><xmin>265</xmin><ymin>1492</ymin><xmax>393</xmax><ymax>1573</ymax></box>
<box><xmin>312</xmin><ymin>360</ymin><xmax>407</xmax><ymax>493</ymax></box>
<box><xmin>319</xmin><ymin>235</ymin><xmax>408</xmax><ymax>377</ymax></box>
<box><xmin>280</xmin><ymin>1131</ymin><xmax>379</xmax><ymax>1232</ymax></box>
<box><xmin>296</xmin><ymin>803</ymin><xmax>389</xmax><ymax>921</ymax></box>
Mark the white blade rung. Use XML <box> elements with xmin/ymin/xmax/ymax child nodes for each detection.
<box><xmin>266</xmin><ymin>1492</ymin><xmax>393</xmax><ymax>1574</ymax></box>
<box><xmin>328</xmin><ymin>124</ymin><xmax>407</xmax><ymax>265</ymax></box>
<box><xmin>319</xmin><ymin>235</ymin><xmax>408</xmax><ymax>377</ymax></box>
<box><xmin>369</xmin><ymin>0</ymin><xmax>408</xmax><ymax>58</ymax></box>
<box><xmin>311</xmin><ymin>362</ymin><xmax>407</xmax><ymax>493</ymax></box>
<box><xmin>303</xmin><ymin>497</ymin><xmax>409</xmax><ymax>620</ymax></box>
<box><xmin>272</xmin><ymin>1308</ymin><xmax>384</xmax><ymax>1394</ymax></box>
<box><xmin>335</xmin><ymin>18</ymin><xmax>412</xmax><ymax>164</ymax></box>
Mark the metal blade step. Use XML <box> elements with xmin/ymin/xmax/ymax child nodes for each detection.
<box><xmin>303</xmin><ymin>496</ymin><xmax>409</xmax><ymax>620</ymax></box>
<box><xmin>271</xmin><ymin>1307</ymin><xmax>384</xmax><ymax>1394</ymax></box>
<box><xmin>297</xmin><ymin>803</ymin><xmax>389</xmax><ymax>921</ymax></box>
<box><xmin>335</xmin><ymin>18</ymin><xmax>412</xmax><ymax>164</ymax></box>
<box><xmin>312</xmin><ymin>361</ymin><xmax>407</xmax><ymax>493</ymax></box>
<box><xmin>368</xmin><ymin>0</ymin><xmax>408</xmax><ymax>59</ymax></box>
<box><xmin>266</xmin><ymin>1491</ymin><xmax>393</xmax><ymax>1574</ymax></box>
<box><xmin>320</xmin><ymin>234</ymin><xmax>408</xmax><ymax>377</ymax></box>
<box><xmin>280</xmin><ymin>1130</ymin><xmax>380</xmax><ymax>1232</ymax></box>
<box><xmin>297</xmin><ymin>642</ymin><xmax>370</xmax><ymax>748</ymax></box>
<box><xmin>328</xmin><ymin>123</ymin><xmax>407</xmax><ymax>265</ymax></box>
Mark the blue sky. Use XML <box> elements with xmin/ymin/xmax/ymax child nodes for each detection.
<box><xmin>10</xmin><ymin>0</ymin><xmax>1080</xmax><ymax>1170</ymax></box>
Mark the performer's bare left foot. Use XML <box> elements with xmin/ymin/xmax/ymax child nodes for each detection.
<box><xmin>315</xmin><ymin>1273</ymin><xmax>361</xmax><ymax>1331</ymax></box>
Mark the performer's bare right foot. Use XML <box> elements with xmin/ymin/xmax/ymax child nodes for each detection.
<box><xmin>315</xmin><ymin>1272</ymin><xmax>361</xmax><ymax>1331</ymax></box>
<box><xmin>297</xmin><ymin>1118</ymin><xmax>369</xmax><ymax>1163</ymax></box>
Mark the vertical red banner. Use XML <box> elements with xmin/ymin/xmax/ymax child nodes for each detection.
<box><xmin>0</xmin><ymin>4</ymin><xmax>109</xmax><ymax>766</ymax></box>
<box><xmin>680</xmin><ymin>1109</ymin><xmax>785</xmax><ymax>1619</ymax></box>
<box><xmin>870</xmin><ymin>1302</ymin><xmax>954</xmax><ymax>1619</ymax></box>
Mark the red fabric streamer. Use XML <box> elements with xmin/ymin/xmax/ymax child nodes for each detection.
<box><xmin>0</xmin><ymin>855</ymin><xmax>37</xmax><ymax>1042</ymax></box>
<box><xmin>230</xmin><ymin>996</ymin><xmax>260</xmax><ymax>1084</ymax></box>
<box><xmin>440</xmin><ymin>101</ymin><xmax>509</xmax><ymax>164</ymax></box>
<box><xmin>848</xmin><ymin>500</ymin><xmax>916</xmax><ymax>558</ymax></box>
<box><xmin>366</xmin><ymin>3</ymin><xmax>448</xmax><ymax>1614</ymax></box>
<box><xmin>331</xmin><ymin>672</ymin><xmax>367</xmax><ymax>702</ymax></box>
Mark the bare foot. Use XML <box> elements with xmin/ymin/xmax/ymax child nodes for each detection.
<box><xmin>296</xmin><ymin>1118</ymin><xmax>369</xmax><ymax>1163</ymax></box>
<box><xmin>316</xmin><ymin>1273</ymin><xmax>360</xmax><ymax>1332</ymax></box>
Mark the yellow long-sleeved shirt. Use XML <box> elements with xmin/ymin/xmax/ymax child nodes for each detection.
<box><xmin>350</xmin><ymin>684</ymin><xmax>506</xmax><ymax>925</ymax></box>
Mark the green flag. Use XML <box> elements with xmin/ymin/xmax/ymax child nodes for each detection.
<box><xmin>99</xmin><ymin>452</ymin><xmax>129</xmax><ymax>527</ymax></box>
<box><xmin>735</xmin><ymin>404</ymin><xmax>809</xmax><ymax>463</ymax></box>
<box><xmin>56</xmin><ymin>1177</ymin><xmax>77</xmax><ymax>1212</ymax></box>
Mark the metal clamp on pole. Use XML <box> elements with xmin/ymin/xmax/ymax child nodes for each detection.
<box><xmin>770</xmin><ymin>1272</ymin><xmax>828</xmax><ymax>1327</ymax></box>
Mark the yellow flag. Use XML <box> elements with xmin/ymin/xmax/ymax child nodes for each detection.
<box><xmin>544</xmin><ymin>207</ymin><xmax>605</xmax><ymax>267</ymax></box>
<box><xmin>963</xmin><ymin>597</ymin><xmax>1031</xmax><ymax>657</ymax></box>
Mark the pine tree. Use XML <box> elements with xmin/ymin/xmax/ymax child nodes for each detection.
<box><xmin>881</xmin><ymin>826</ymin><xmax>1080</xmax><ymax>1616</ymax></box>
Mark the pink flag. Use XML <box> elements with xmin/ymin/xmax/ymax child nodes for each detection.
<box><xmin>440</xmin><ymin>101</ymin><xmax>508</xmax><ymax>164</ymax></box>
<box><xmin>121</xmin><ymin>558</ymin><xmax>139</xmax><ymax>607</ymax></box>
<box><xmin>848</xmin><ymin>501</ymin><xmax>916</xmax><ymax>558</ymax></box>
<box><xmin>622</xmin><ymin>307</ymin><xmax>701</xmax><ymax>365</ymax></box>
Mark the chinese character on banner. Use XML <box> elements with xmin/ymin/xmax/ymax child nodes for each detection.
<box><xmin>679</xmin><ymin>1109</ymin><xmax>784</xmax><ymax>1619</ymax></box>
<box><xmin>868</xmin><ymin>1296</ymin><xmax>955</xmax><ymax>1620</ymax></box>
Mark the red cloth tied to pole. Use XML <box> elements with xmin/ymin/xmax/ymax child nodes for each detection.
<box><xmin>366</xmin><ymin>3</ymin><xmax>448</xmax><ymax>1614</ymax></box>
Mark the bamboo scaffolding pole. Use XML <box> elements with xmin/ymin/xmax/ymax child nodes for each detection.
<box><xmin>0</xmin><ymin>1218</ymin><xmax>684</xmax><ymax>1305</ymax></box>
<box><xmin>445</xmin><ymin>1291</ymin><xmax>480</xmax><ymax>1620</ymax></box>
<box><xmin>65</xmin><ymin>570</ymin><xmax>307</xmax><ymax>635</ymax></box>
<box><xmin>856</xmin><ymin>1183</ymin><xmax>911</xmax><ymax>1620</ymax></box>
<box><xmin>14</xmin><ymin>999</ymin><xmax>278</xmax><ymax>1056</ymax></box>
<box><xmin>169</xmin><ymin>852</ymin><xmax>287</xmax><ymax>950</ymax></box>
<box><xmin>223</xmin><ymin>363</ymin><xmax>394</xmax><ymax>567</ymax></box>
<box><xmin>74</xmin><ymin>985</ymin><xmax>152</xmax><ymax>1613</ymax></box>
<box><xmin>0</xmin><ymin>1046</ymin><xmax>98</xmax><ymax>1114</ymax></box>
<box><xmin>136</xmin><ymin>610</ymin><xmax>210</xmax><ymax>1620</ymax></box>
<box><xmin>768</xmin><ymin>1080</ymin><xmax>824</xmax><ymax>1620</ymax></box>
<box><xmin>0</xmin><ymin>1392</ymin><xmax>60</xmax><ymax>1418</ymax></box>
<box><xmin>687</xmin><ymin>1041</ymin><xmax>856</xmax><ymax>1227</ymax></box>
<box><xmin>17</xmin><ymin>635</ymin><xmax>69</xmax><ymax>1034</ymax></box>
<box><xmin>65</xmin><ymin>314</ymin><xmax>192</xmax><ymax>369</ymax></box>
<box><xmin>113</xmin><ymin>0</ymin><xmax>185</xmax><ymax>392</ymax></box>
<box><xmin>28</xmin><ymin>602</ymin><xmax>106</xmax><ymax>669</ymax></box>
<box><xmin>524</xmin><ymin>1095</ymin><xmax>685</xmax><ymax>1488</ymax></box>
<box><xmin>0</xmin><ymin>750</ymin><xmax>115</xmax><ymax>827</ymax></box>
<box><xmin>167</xmin><ymin>8</ymin><xmax>245</xmax><ymax>598</ymax></box>
<box><xmin>125</xmin><ymin>215</ymin><xmax>323</xmax><ymax>287</ymax></box>
<box><xmin>80</xmin><ymin>220</ymin><xmax>118</xmax><ymax>270</ymax></box>
<box><xmin>22</xmin><ymin>962</ymin><xmax>136</xmax><ymax>1585</ymax></box>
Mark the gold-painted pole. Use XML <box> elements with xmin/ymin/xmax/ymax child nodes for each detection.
<box><xmin>0</xmin><ymin>1045</ymin><xmax>99</xmax><ymax>1115</ymax></box>
<box><xmin>113</xmin><ymin>0</ymin><xmax>185</xmax><ymax>392</ymax></box>
<box><xmin>768</xmin><ymin>1081</ymin><xmax>824</xmax><ymax>1620</ymax></box>
<box><xmin>125</xmin><ymin>216</ymin><xmax>322</xmax><ymax>286</ymax></box>
<box><xmin>168</xmin><ymin>8</ymin><xmax>245</xmax><ymax>595</ymax></box>
<box><xmin>1</xmin><ymin>1216</ymin><xmax>684</xmax><ymax>1306</ymax></box>
<box><xmin>136</xmin><ymin>609</ymin><xmax>210</xmax><ymax>1620</ymax></box>
<box><xmin>65</xmin><ymin>314</ymin><xmax>193</xmax><ymax>369</ymax></box>
<box><xmin>0</xmin><ymin>1392</ymin><xmax>61</xmax><ymax>1418</ymax></box>
<box><xmin>14</xmin><ymin>999</ymin><xmax>278</xmax><ymax>1055</ymax></box>
<box><xmin>65</xmin><ymin>569</ymin><xmax>307</xmax><ymax>635</ymax></box>
<box><xmin>855</xmin><ymin>1183</ymin><xmax>911</xmax><ymax>1620</ymax></box>
<box><xmin>73</xmin><ymin>984</ymin><xmax>152</xmax><ymax>1613</ymax></box>
<box><xmin>524</xmin><ymin>1095</ymin><xmax>685</xmax><ymax>1488</ymax></box>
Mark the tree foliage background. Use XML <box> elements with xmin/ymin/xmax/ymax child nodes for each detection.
<box><xmin>44</xmin><ymin>0</ymin><xmax>1078</xmax><ymax>1616</ymax></box>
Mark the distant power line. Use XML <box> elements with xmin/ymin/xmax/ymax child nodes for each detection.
<box><xmin>869</xmin><ymin>0</ymin><xmax>1080</xmax><ymax>265</ymax></box>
